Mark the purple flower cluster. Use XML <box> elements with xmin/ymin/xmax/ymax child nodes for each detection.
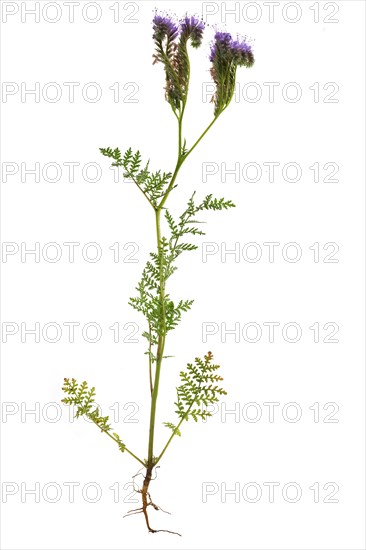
<box><xmin>209</xmin><ymin>31</ymin><xmax>231</xmax><ymax>60</ymax></box>
<box><xmin>152</xmin><ymin>14</ymin><xmax>179</xmax><ymax>43</ymax></box>
<box><xmin>180</xmin><ymin>15</ymin><xmax>205</xmax><ymax>48</ymax></box>
<box><xmin>209</xmin><ymin>31</ymin><xmax>254</xmax><ymax>115</ymax></box>
<box><xmin>153</xmin><ymin>13</ymin><xmax>205</xmax><ymax>48</ymax></box>
<box><xmin>210</xmin><ymin>31</ymin><xmax>254</xmax><ymax>67</ymax></box>
<box><xmin>152</xmin><ymin>13</ymin><xmax>254</xmax><ymax>115</ymax></box>
<box><xmin>152</xmin><ymin>13</ymin><xmax>206</xmax><ymax>109</ymax></box>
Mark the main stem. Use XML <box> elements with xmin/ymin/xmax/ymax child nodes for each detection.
<box><xmin>144</xmin><ymin>47</ymin><xmax>223</xmax><ymax>479</ymax></box>
<box><xmin>137</xmin><ymin>72</ymin><xmax>224</xmax><ymax>534</ymax></box>
<box><xmin>141</xmin><ymin>152</ymin><xmax>183</xmax><ymax>534</ymax></box>
<box><xmin>145</xmin><ymin>114</ymin><xmax>222</xmax><ymax>473</ymax></box>
<box><xmin>146</xmin><ymin>157</ymin><xmax>182</xmax><ymax>471</ymax></box>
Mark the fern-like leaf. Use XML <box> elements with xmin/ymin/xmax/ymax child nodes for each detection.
<box><xmin>163</xmin><ymin>422</ymin><xmax>181</xmax><ymax>437</ymax></box>
<box><xmin>100</xmin><ymin>147</ymin><xmax>172</xmax><ymax>208</ymax></box>
<box><xmin>61</xmin><ymin>378</ymin><xmax>125</xmax><ymax>451</ymax></box>
<box><xmin>174</xmin><ymin>351</ymin><xmax>227</xmax><ymax>422</ymax></box>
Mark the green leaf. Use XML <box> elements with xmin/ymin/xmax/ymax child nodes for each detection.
<box><xmin>163</xmin><ymin>422</ymin><xmax>181</xmax><ymax>437</ymax></box>
<box><xmin>174</xmin><ymin>352</ymin><xmax>227</xmax><ymax>423</ymax></box>
<box><xmin>61</xmin><ymin>378</ymin><xmax>126</xmax><ymax>453</ymax></box>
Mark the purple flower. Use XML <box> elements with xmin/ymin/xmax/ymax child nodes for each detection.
<box><xmin>209</xmin><ymin>32</ymin><xmax>232</xmax><ymax>62</ymax></box>
<box><xmin>152</xmin><ymin>14</ymin><xmax>179</xmax><ymax>43</ymax></box>
<box><xmin>229</xmin><ymin>38</ymin><xmax>254</xmax><ymax>67</ymax></box>
<box><xmin>180</xmin><ymin>15</ymin><xmax>205</xmax><ymax>48</ymax></box>
<box><xmin>215</xmin><ymin>31</ymin><xmax>232</xmax><ymax>44</ymax></box>
<box><xmin>152</xmin><ymin>12</ymin><xmax>206</xmax><ymax>110</ymax></box>
<box><xmin>209</xmin><ymin>31</ymin><xmax>254</xmax><ymax>115</ymax></box>
<box><xmin>210</xmin><ymin>32</ymin><xmax>253</xmax><ymax>67</ymax></box>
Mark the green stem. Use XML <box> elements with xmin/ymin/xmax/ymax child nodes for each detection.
<box><xmin>146</xmin><ymin>97</ymin><xmax>186</xmax><ymax>466</ymax></box>
<box><xmin>90</xmin><ymin>418</ymin><xmax>145</xmax><ymax>467</ymax></box>
<box><xmin>148</xmin><ymin>323</ymin><xmax>153</xmax><ymax>396</ymax></box>
<box><xmin>146</xmin><ymin>167</ymin><xmax>179</xmax><ymax>467</ymax></box>
<box><xmin>145</xmin><ymin>82</ymin><xmax>221</xmax><ymax>469</ymax></box>
<box><xmin>155</xmin><ymin>403</ymin><xmax>192</xmax><ymax>466</ymax></box>
<box><xmin>157</xmin><ymin>114</ymin><xmax>219</xmax><ymax>212</ymax></box>
<box><xmin>155</xmin><ymin>375</ymin><xmax>205</xmax><ymax>466</ymax></box>
<box><xmin>185</xmin><ymin>115</ymin><xmax>220</xmax><ymax>159</ymax></box>
<box><xmin>128</xmin><ymin>171</ymin><xmax>155</xmax><ymax>209</ymax></box>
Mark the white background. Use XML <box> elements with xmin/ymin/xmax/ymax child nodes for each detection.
<box><xmin>0</xmin><ymin>1</ymin><xmax>365</xmax><ymax>549</ymax></box>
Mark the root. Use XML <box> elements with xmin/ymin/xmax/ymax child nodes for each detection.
<box><xmin>123</xmin><ymin>467</ymin><xmax>181</xmax><ymax>536</ymax></box>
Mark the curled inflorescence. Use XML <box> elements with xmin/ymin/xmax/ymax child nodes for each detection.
<box><xmin>210</xmin><ymin>31</ymin><xmax>255</xmax><ymax>115</ymax></box>
<box><xmin>152</xmin><ymin>13</ymin><xmax>205</xmax><ymax>110</ymax></box>
<box><xmin>152</xmin><ymin>15</ymin><xmax>179</xmax><ymax>43</ymax></box>
<box><xmin>153</xmin><ymin>13</ymin><xmax>254</xmax><ymax>116</ymax></box>
<box><xmin>180</xmin><ymin>15</ymin><xmax>205</xmax><ymax>48</ymax></box>
<box><xmin>209</xmin><ymin>31</ymin><xmax>254</xmax><ymax>66</ymax></box>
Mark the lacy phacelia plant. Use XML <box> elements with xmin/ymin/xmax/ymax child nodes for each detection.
<box><xmin>62</xmin><ymin>13</ymin><xmax>254</xmax><ymax>536</ymax></box>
